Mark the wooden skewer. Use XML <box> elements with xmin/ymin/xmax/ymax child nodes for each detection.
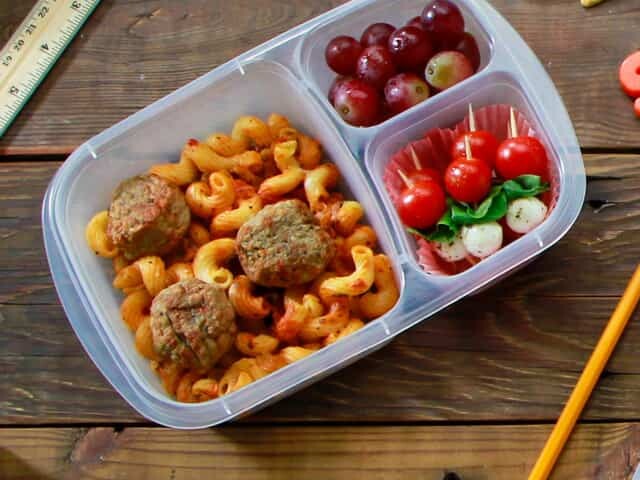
<box><xmin>397</xmin><ymin>168</ymin><xmax>412</xmax><ymax>188</ymax></box>
<box><xmin>509</xmin><ymin>107</ymin><xmax>519</xmax><ymax>138</ymax></box>
<box><xmin>468</xmin><ymin>103</ymin><xmax>476</xmax><ymax>132</ymax></box>
<box><xmin>464</xmin><ymin>135</ymin><xmax>473</xmax><ymax>160</ymax></box>
<box><xmin>528</xmin><ymin>264</ymin><xmax>640</xmax><ymax>480</ymax></box>
<box><xmin>409</xmin><ymin>145</ymin><xmax>423</xmax><ymax>171</ymax></box>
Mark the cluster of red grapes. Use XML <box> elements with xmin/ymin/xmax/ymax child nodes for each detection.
<box><xmin>325</xmin><ymin>0</ymin><xmax>480</xmax><ymax>127</ymax></box>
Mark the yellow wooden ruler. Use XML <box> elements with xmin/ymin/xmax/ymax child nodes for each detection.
<box><xmin>0</xmin><ymin>0</ymin><xmax>101</xmax><ymax>138</ymax></box>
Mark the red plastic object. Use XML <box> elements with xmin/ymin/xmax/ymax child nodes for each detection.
<box><xmin>619</xmin><ymin>51</ymin><xmax>640</xmax><ymax>98</ymax></box>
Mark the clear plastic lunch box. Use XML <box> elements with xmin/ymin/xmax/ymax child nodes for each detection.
<box><xmin>42</xmin><ymin>0</ymin><xmax>586</xmax><ymax>428</ymax></box>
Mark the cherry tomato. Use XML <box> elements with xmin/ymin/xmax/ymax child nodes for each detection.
<box><xmin>398</xmin><ymin>180</ymin><xmax>446</xmax><ymax>229</ymax></box>
<box><xmin>444</xmin><ymin>157</ymin><xmax>492</xmax><ymax>203</ymax></box>
<box><xmin>495</xmin><ymin>136</ymin><xmax>547</xmax><ymax>180</ymax></box>
<box><xmin>451</xmin><ymin>131</ymin><xmax>499</xmax><ymax>168</ymax></box>
<box><xmin>408</xmin><ymin>167</ymin><xmax>443</xmax><ymax>187</ymax></box>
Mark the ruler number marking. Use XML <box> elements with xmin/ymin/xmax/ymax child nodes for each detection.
<box><xmin>0</xmin><ymin>0</ymin><xmax>100</xmax><ymax>136</ymax></box>
<box><xmin>13</xmin><ymin>39</ymin><xmax>25</xmax><ymax>52</ymax></box>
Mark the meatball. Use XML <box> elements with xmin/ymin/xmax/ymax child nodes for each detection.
<box><xmin>236</xmin><ymin>199</ymin><xmax>335</xmax><ymax>287</ymax></box>
<box><xmin>107</xmin><ymin>174</ymin><xmax>190</xmax><ymax>260</ymax></box>
<box><xmin>150</xmin><ymin>279</ymin><xmax>236</xmax><ymax>370</ymax></box>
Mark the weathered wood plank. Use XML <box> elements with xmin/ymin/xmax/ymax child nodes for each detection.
<box><xmin>1</xmin><ymin>424</ymin><xmax>639</xmax><ymax>479</ymax></box>
<box><xmin>0</xmin><ymin>0</ymin><xmax>638</xmax><ymax>153</ymax></box>
<box><xmin>1</xmin><ymin>155</ymin><xmax>639</xmax><ymax>305</ymax></box>
<box><xmin>3</xmin><ymin>296</ymin><xmax>640</xmax><ymax>424</ymax></box>
<box><xmin>1</xmin><ymin>156</ymin><xmax>639</xmax><ymax>424</ymax></box>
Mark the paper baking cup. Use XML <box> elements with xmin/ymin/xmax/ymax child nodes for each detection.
<box><xmin>382</xmin><ymin>104</ymin><xmax>559</xmax><ymax>276</ymax></box>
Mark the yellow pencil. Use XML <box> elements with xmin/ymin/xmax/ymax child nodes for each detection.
<box><xmin>528</xmin><ymin>264</ymin><xmax>640</xmax><ymax>479</ymax></box>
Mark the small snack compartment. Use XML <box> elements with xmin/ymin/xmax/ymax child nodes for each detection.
<box><xmin>365</xmin><ymin>70</ymin><xmax>585</xmax><ymax>296</ymax></box>
<box><xmin>296</xmin><ymin>0</ymin><xmax>494</xmax><ymax>154</ymax></box>
<box><xmin>43</xmin><ymin>59</ymin><xmax>406</xmax><ymax>428</ymax></box>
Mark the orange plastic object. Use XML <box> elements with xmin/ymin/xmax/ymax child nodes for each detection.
<box><xmin>619</xmin><ymin>51</ymin><xmax>640</xmax><ymax>98</ymax></box>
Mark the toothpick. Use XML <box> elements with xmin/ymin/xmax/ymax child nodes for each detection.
<box><xmin>397</xmin><ymin>168</ymin><xmax>413</xmax><ymax>188</ymax></box>
<box><xmin>509</xmin><ymin>107</ymin><xmax>519</xmax><ymax>138</ymax></box>
<box><xmin>409</xmin><ymin>145</ymin><xmax>423</xmax><ymax>171</ymax></box>
<box><xmin>464</xmin><ymin>135</ymin><xmax>472</xmax><ymax>160</ymax></box>
<box><xmin>468</xmin><ymin>103</ymin><xmax>476</xmax><ymax>132</ymax></box>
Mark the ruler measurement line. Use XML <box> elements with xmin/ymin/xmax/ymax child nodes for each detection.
<box><xmin>0</xmin><ymin>0</ymin><xmax>101</xmax><ymax>138</ymax></box>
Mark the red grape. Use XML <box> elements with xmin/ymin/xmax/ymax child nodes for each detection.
<box><xmin>425</xmin><ymin>51</ymin><xmax>473</xmax><ymax>90</ymax></box>
<box><xmin>328</xmin><ymin>76</ymin><xmax>352</xmax><ymax>105</ymax></box>
<box><xmin>454</xmin><ymin>32</ymin><xmax>481</xmax><ymax>71</ymax></box>
<box><xmin>421</xmin><ymin>0</ymin><xmax>465</xmax><ymax>49</ymax></box>
<box><xmin>384</xmin><ymin>73</ymin><xmax>430</xmax><ymax>114</ymax></box>
<box><xmin>360</xmin><ymin>23</ymin><xmax>396</xmax><ymax>48</ymax></box>
<box><xmin>355</xmin><ymin>45</ymin><xmax>397</xmax><ymax>90</ymax></box>
<box><xmin>388</xmin><ymin>26</ymin><xmax>433</xmax><ymax>71</ymax></box>
<box><xmin>406</xmin><ymin>16</ymin><xmax>426</xmax><ymax>30</ymax></box>
<box><xmin>325</xmin><ymin>36</ymin><xmax>363</xmax><ymax>75</ymax></box>
<box><xmin>333</xmin><ymin>78</ymin><xmax>381</xmax><ymax>127</ymax></box>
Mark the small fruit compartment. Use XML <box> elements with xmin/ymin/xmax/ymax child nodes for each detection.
<box><xmin>365</xmin><ymin>70</ymin><xmax>565</xmax><ymax>282</ymax></box>
<box><xmin>50</xmin><ymin>59</ymin><xmax>405</xmax><ymax>424</ymax></box>
<box><xmin>296</xmin><ymin>0</ymin><xmax>493</xmax><ymax>140</ymax></box>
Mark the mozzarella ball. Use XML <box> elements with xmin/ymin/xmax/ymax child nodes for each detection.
<box><xmin>432</xmin><ymin>232</ymin><xmax>468</xmax><ymax>262</ymax></box>
<box><xmin>506</xmin><ymin>197</ymin><xmax>548</xmax><ymax>234</ymax></box>
<box><xmin>461</xmin><ymin>222</ymin><xmax>503</xmax><ymax>259</ymax></box>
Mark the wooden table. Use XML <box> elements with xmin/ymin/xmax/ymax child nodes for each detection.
<box><xmin>1</xmin><ymin>1</ymin><xmax>639</xmax><ymax>478</ymax></box>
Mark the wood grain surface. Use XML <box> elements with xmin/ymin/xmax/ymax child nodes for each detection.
<box><xmin>0</xmin><ymin>0</ymin><xmax>638</xmax><ymax>154</ymax></box>
<box><xmin>2</xmin><ymin>1</ymin><xmax>639</xmax><ymax>477</ymax></box>
<box><xmin>2</xmin><ymin>423</ymin><xmax>640</xmax><ymax>480</ymax></box>
<box><xmin>2</xmin><ymin>156</ymin><xmax>640</xmax><ymax>425</ymax></box>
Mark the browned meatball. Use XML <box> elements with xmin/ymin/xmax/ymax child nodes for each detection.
<box><xmin>236</xmin><ymin>199</ymin><xmax>335</xmax><ymax>287</ymax></box>
<box><xmin>107</xmin><ymin>174</ymin><xmax>190</xmax><ymax>260</ymax></box>
<box><xmin>150</xmin><ymin>279</ymin><xmax>236</xmax><ymax>370</ymax></box>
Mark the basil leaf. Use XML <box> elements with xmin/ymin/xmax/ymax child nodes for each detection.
<box><xmin>450</xmin><ymin>188</ymin><xmax>508</xmax><ymax>225</ymax></box>
<box><xmin>407</xmin><ymin>208</ymin><xmax>460</xmax><ymax>242</ymax></box>
<box><xmin>503</xmin><ymin>174</ymin><xmax>549</xmax><ymax>200</ymax></box>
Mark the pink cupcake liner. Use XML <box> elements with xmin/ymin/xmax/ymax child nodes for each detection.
<box><xmin>382</xmin><ymin>104</ymin><xmax>560</xmax><ymax>276</ymax></box>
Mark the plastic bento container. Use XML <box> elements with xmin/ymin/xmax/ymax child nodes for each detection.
<box><xmin>42</xmin><ymin>0</ymin><xmax>585</xmax><ymax>428</ymax></box>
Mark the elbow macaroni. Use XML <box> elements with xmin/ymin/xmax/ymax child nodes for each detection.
<box><xmin>235</xmin><ymin>333</ymin><xmax>279</xmax><ymax>357</ymax></box>
<box><xmin>320</xmin><ymin>246</ymin><xmax>376</xmax><ymax>299</ymax></box>
<box><xmin>193</xmin><ymin>238</ymin><xmax>236</xmax><ymax>289</ymax></box>
<box><xmin>148</xmin><ymin>150</ymin><xmax>199</xmax><ymax>186</ymax></box>
<box><xmin>228</xmin><ymin>275</ymin><xmax>271</xmax><ymax>322</ymax></box>
<box><xmin>211</xmin><ymin>195</ymin><xmax>262</xmax><ymax>236</ymax></box>
<box><xmin>231</xmin><ymin>115</ymin><xmax>273</xmax><ymax>148</ymax></box>
<box><xmin>304</xmin><ymin>163</ymin><xmax>340</xmax><ymax>211</ymax></box>
<box><xmin>297</xmin><ymin>133</ymin><xmax>322</xmax><ymax>170</ymax></box>
<box><xmin>185</xmin><ymin>171</ymin><xmax>236</xmax><ymax>218</ymax></box>
<box><xmin>86</xmin><ymin>211</ymin><xmax>118</xmax><ymax>258</ymax></box>
<box><xmin>359</xmin><ymin>254</ymin><xmax>399</xmax><ymax>319</ymax></box>
<box><xmin>258</xmin><ymin>140</ymin><xmax>305</xmax><ymax>201</ymax></box>
<box><xmin>85</xmin><ymin>112</ymin><xmax>400</xmax><ymax>403</ymax></box>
